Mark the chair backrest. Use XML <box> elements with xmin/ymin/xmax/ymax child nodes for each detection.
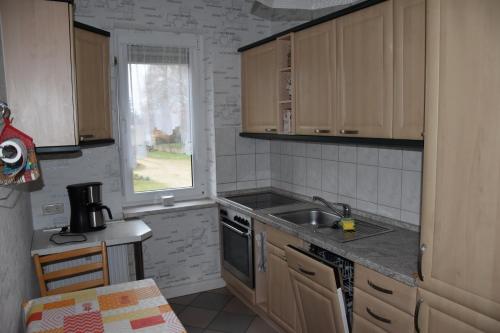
<box><xmin>33</xmin><ymin>242</ymin><xmax>109</xmax><ymax>296</ymax></box>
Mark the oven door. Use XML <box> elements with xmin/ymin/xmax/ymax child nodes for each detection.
<box><xmin>220</xmin><ymin>217</ymin><xmax>254</xmax><ymax>289</ymax></box>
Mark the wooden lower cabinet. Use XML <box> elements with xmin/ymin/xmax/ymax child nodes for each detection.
<box><xmin>285</xmin><ymin>246</ymin><xmax>345</xmax><ymax>333</ymax></box>
<box><xmin>417</xmin><ymin>289</ymin><xmax>500</xmax><ymax>333</ymax></box>
<box><xmin>267</xmin><ymin>243</ymin><xmax>298</xmax><ymax>332</ymax></box>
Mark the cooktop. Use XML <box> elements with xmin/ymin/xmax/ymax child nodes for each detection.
<box><xmin>225</xmin><ymin>192</ymin><xmax>300</xmax><ymax>210</ymax></box>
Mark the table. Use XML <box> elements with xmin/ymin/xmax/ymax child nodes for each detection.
<box><xmin>23</xmin><ymin>279</ymin><xmax>186</xmax><ymax>333</ymax></box>
<box><xmin>31</xmin><ymin>219</ymin><xmax>152</xmax><ymax>280</ymax></box>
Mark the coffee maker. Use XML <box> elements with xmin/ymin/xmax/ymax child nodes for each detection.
<box><xmin>67</xmin><ymin>182</ymin><xmax>113</xmax><ymax>233</ymax></box>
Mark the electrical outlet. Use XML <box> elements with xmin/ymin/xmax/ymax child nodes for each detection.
<box><xmin>42</xmin><ymin>203</ymin><xmax>64</xmax><ymax>215</ymax></box>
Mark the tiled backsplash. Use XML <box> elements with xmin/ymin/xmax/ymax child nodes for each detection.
<box><xmin>268</xmin><ymin>141</ymin><xmax>423</xmax><ymax>225</ymax></box>
<box><xmin>216</xmin><ymin>127</ymin><xmax>271</xmax><ymax>191</ymax></box>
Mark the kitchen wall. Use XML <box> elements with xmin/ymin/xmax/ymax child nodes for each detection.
<box><xmin>216</xmin><ymin>127</ymin><xmax>271</xmax><ymax>191</ymax></box>
<box><xmin>138</xmin><ymin>206</ymin><xmax>222</xmax><ymax>298</ymax></box>
<box><xmin>0</xmin><ymin>35</ymin><xmax>37</xmax><ymax>333</ymax></box>
<box><xmin>269</xmin><ymin>141</ymin><xmax>423</xmax><ymax>225</ymax></box>
<box><xmin>0</xmin><ymin>189</ymin><xmax>38</xmax><ymax>333</ymax></box>
<box><xmin>30</xmin><ymin>0</ymin><xmax>274</xmax><ymax>230</ymax></box>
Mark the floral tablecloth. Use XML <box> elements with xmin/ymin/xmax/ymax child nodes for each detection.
<box><xmin>23</xmin><ymin>279</ymin><xmax>186</xmax><ymax>333</ymax></box>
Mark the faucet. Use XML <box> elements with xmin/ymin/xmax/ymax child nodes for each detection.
<box><xmin>312</xmin><ymin>196</ymin><xmax>351</xmax><ymax>218</ymax></box>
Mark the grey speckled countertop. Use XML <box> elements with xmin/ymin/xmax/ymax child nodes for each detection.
<box><xmin>217</xmin><ymin>195</ymin><xmax>419</xmax><ymax>287</ymax></box>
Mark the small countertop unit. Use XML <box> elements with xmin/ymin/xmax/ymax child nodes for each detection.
<box><xmin>31</xmin><ymin>219</ymin><xmax>152</xmax><ymax>256</ymax></box>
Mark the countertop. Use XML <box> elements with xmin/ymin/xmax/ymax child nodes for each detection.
<box><xmin>31</xmin><ymin>219</ymin><xmax>152</xmax><ymax>256</ymax></box>
<box><xmin>217</xmin><ymin>196</ymin><xmax>419</xmax><ymax>286</ymax></box>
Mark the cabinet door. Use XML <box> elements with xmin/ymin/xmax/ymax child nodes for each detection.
<box><xmin>0</xmin><ymin>0</ymin><xmax>77</xmax><ymax>147</ymax></box>
<box><xmin>285</xmin><ymin>246</ymin><xmax>345</xmax><ymax>333</ymax></box>
<box><xmin>393</xmin><ymin>0</ymin><xmax>425</xmax><ymax>139</ymax></box>
<box><xmin>267</xmin><ymin>243</ymin><xmax>297</xmax><ymax>332</ymax></box>
<box><xmin>242</xmin><ymin>42</ymin><xmax>278</xmax><ymax>133</ymax></box>
<box><xmin>417</xmin><ymin>289</ymin><xmax>500</xmax><ymax>333</ymax></box>
<box><xmin>337</xmin><ymin>1</ymin><xmax>393</xmax><ymax>138</ymax></box>
<box><xmin>75</xmin><ymin>26</ymin><xmax>112</xmax><ymax>142</ymax></box>
<box><xmin>294</xmin><ymin>22</ymin><xmax>335</xmax><ymax>135</ymax></box>
<box><xmin>420</xmin><ymin>0</ymin><xmax>500</xmax><ymax>321</ymax></box>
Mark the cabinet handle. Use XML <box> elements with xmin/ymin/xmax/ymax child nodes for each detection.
<box><xmin>418</xmin><ymin>244</ymin><xmax>426</xmax><ymax>281</ymax></box>
<box><xmin>80</xmin><ymin>134</ymin><xmax>95</xmax><ymax>141</ymax></box>
<box><xmin>414</xmin><ymin>298</ymin><xmax>423</xmax><ymax>333</ymax></box>
<box><xmin>313</xmin><ymin>129</ymin><xmax>330</xmax><ymax>134</ymax></box>
<box><xmin>299</xmin><ymin>267</ymin><xmax>316</xmax><ymax>276</ymax></box>
<box><xmin>366</xmin><ymin>307</ymin><xmax>391</xmax><ymax>324</ymax></box>
<box><xmin>340</xmin><ymin>129</ymin><xmax>359</xmax><ymax>135</ymax></box>
<box><xmin>367</xmin><ymin>280</ymin><xmax>393</xmax><ymax>295</ymax></box>
<box><xmin>265</xmin><ymin>128</ymin><xmax>277</xmax><ymax>132</ymax></box>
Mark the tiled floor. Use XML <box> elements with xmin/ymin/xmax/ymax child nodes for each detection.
<box><xmin>169</xmin><ymin>287</ymin><xmax>278</xmax><ymax>333</ymax></box>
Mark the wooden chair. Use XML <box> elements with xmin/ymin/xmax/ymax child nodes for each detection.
<box><xmin>33</xmin><ymin>242</ymin><xmax>110</xmax><ymax>296</ymax></box>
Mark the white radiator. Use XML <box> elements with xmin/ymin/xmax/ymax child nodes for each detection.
<box><xmin>45</xmin><ymin>244</ymin><xmax>131</xmax><ymax>290</ymax></box>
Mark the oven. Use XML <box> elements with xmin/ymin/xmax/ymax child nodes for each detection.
<box><xmin>219</xmin><ymin>207</ymin><xmax>254</xmax><ymax>289</ymax></box>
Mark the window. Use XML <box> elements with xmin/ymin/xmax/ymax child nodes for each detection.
<box><xmin>116</xmin><ymin>31</ymin><xmax>207</xmax><ymax>204</ymax></box>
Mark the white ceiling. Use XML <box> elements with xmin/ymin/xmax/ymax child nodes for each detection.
<box><xmin>257</xmin><ymin>0</ymin><xmax>358</xmax><ymax>10</ymax></box>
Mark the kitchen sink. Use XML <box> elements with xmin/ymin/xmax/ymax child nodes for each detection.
<box><xmin>273</xmin><ymin>209</ymin><xmax>341</xmax><ymax>228</ymax></box>
<box><xmin>271</xmin><ymin>209</ymin><xmax>392</xmax><ymax>243</ymax></box>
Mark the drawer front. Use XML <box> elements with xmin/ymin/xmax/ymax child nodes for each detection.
<box><xmin>355</xmin><ymin>263</ymin><xmax>416</xmax><ymax>314</ymax></box>
<box><xmin>285</xmin><ymin>245</ymin><xmax>338</xmax><ymax>291</ymax></box>
<box><xmin>353</xmin><ymin>313</ymin><xmax>387</xmax><ymax>333</ymax></box>
<box><xmin>266</xmin><ymin>226</ymin><xmax>303</xmax><ymax>250</ymax></box>
<box><xmin>354</xmin><ymin>287</ymin><xmax>414</xmax><ymax>333</ymax></box>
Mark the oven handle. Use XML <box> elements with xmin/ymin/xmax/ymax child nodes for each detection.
<box><xmin>221</xmin><ymin>221</ymin><xmax>250</xmax><ymax>237</ymax></box>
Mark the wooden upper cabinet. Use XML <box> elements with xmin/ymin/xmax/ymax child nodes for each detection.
<box><xmin>75</xmin><ymin>24</ymin><xmax>112</xmax><ymax>142</ymax></box>
<box><xmin>294</xmin><ymin>22</ymin><xmax>335</xmax><ymax>135</ymax></box>
<box><xmin>420</xmin><ymin>0</ymin><xmax>500</xmax><ymax>322</ymax></box>
<box><xmin>0</xmin><ymin>0</ymin><xmax>78</xmax><ymax>147</ymax></box>
<box><xmin>336</xmin><ymin>0</ymin><xmax>393</xmax><ymax>138</ymax></box>
<box><xmin>242</xmin><ymin>42</ymin><xmax>278</xmax><ymax>133</ymax></box>
<box><xmin>417</xmin><ymin>289</ymin><xmax>500</xmax><ymax>333</ymax></box>
<box><xmin>393</xmin><ymin>0</ymin><xmax>425</xmax><ymax>139</ymax></box>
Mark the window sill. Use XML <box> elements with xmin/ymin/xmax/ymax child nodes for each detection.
<box><xmin>123</xmin><ymin>198</ymin><xmax>217</xmax><ymax>219</ymax></box>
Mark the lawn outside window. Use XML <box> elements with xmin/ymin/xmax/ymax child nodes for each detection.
<box><xmin>116</xmin><ymin>30</ymin><xmax>208</xmax><ymax>205</ymax></box>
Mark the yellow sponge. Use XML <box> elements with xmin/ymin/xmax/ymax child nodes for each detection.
<box><xmin>340</xmin><ymin>218</ymin><xmax>356</xmax><ymax>232</ymax></box>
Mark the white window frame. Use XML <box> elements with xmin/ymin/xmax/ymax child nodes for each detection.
<box><xmin>115</xmin><ymin>30</ymin><xmax>208</xmax><ymax>205</ymax></box>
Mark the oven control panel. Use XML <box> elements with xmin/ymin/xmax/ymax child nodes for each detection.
<box><xmin>220</xmin><ymin>207</ymin><xmax>252</xmax><ymax>228</ymax></box>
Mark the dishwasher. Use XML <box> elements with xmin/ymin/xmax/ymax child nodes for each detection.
<box><xmin>285</xmin><ymin>244</ymin><xmax>354</xmax><ymax>333</ymax></box>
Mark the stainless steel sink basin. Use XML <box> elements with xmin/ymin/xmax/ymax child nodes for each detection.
<box><xmin>273</xmin><ymin>209</ymin><xmax>341</xmax><ymax>228</ymax></box>
<box><xmin>271</xmin><ymin>209</ymin><xmax>392</xmax><ymax>243</ymax></box>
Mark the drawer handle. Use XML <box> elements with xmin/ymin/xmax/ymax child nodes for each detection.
<box><xmin>313</xmin><ymin>129</ymin><xmax>330</xmax><ymax>134</ymax></box>
<box><xmin>265</xmin><ymin>128</ymin><xmax>277</xmax><ymax>132</ymax></box>
<box><xmin>418</xmin><ymin>244</ymin><xmax>426</xmax><ymax>281</ymax></box>
<box><xmin>414</xmin><ymin>298</ymin><xmax>423</xmax><ymax>333</ymax></box>
<box><xmin>340</xmin><ymin>129</ymin><xmax>359</xmax><ymax>135</ymax></box>
<box><xmin>367</xmin><ymin>280</ymin><xmax>393</xmax><ymax>295</ymax></box>
<box><xmin>366</xmin><ymin>307</ymin><xmax>392</xmax><ymax>324</ymax></box>
<box><xmin>299</xmin><ymin>267</ymin><xmax>316</xmax><ymax>276</ymax></box>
